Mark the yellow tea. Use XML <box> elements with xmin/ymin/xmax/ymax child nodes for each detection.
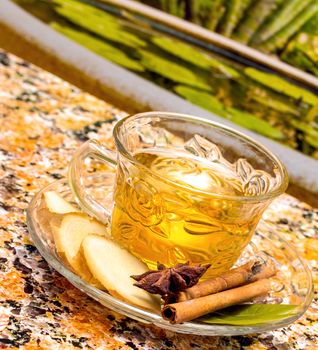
<box><xmin>111</xmin><ymin>148</ymin><xmax>271</xmax><ymax>278</ymax></box>
<box><xmin>69</xmin><ymin>114</ymin><xmax>287</xmax><ymax>280</ymax></box>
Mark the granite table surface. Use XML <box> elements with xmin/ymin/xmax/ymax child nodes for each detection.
<box><xmin>0</xmin><ymin>50</ymin><xmax>317</xmax><ymax>350</ymax></box>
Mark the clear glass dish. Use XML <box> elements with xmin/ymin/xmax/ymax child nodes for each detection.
<box><xmin>26</xmin><ymin>173</ymin><xmax>314</xmax><ymax>336</ymax></box>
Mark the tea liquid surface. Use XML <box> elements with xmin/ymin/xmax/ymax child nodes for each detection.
<box><xmin>111</xmin><ymin>149</ymin><xmax>269</xmax><ymax>277</ymax></box>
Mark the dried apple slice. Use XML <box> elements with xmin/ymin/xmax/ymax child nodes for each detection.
<box><xmin>82</xmin><ymin>235</ymin><xmax>160</xmax><ymax>311</ymax></box>
<box><xmin>52</xmin><ymin>213</ymin><xmax>108</xmax><ymax>288</ymax></box>
<box><xmin>44</xmin><ymin>191</ymin><xmax>79</xmax><ymax>214</ymax></box>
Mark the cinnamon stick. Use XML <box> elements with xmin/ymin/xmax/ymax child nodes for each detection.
<box><xmin>162</xmin><ymin>279</ymin><xmax>271</xmax><ymax>324</ymax></box>
<box><xmin>175</xmin><ymin>257</ymin><xmax>277</xmax><ymax>302</ymax></box>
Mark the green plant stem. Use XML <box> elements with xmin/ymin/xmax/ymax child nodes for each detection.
<box><xmin>190</xmin><ymin>0</ymin><xmax>226</xmax><ymax>31</ymax></box>
<box><xmin>252</xmin><ymin>0</ymin><xmax>313</xmax><ymax>45</ymax></box>
<box><xmin>233</xmin><ymin>0</ymin><xmax>282</xmax><ymax>44</ymax></box>
<box><xmin>260</xmin><ymin>2</ymin><xmax>318</xmax><ymax>53</ymax></box>
<box><xmin>206</xmin><ymin>0</ymin><xmax>226</xmax><ymax>31</ymax></box>
<box><xmin>219</xmin><ymin>0</ymin><xmax>252</xmax><ymax>37</ymax></box>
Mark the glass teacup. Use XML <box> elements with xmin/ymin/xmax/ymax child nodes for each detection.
<box><xmin>68</xmin><ymin>112</ymin><xmax>288</xmax><ymax>278</ymax></box>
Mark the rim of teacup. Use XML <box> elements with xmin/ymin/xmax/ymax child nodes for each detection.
<box><xmin>113</xmin><ymin>111</ymin><xmax>289</xmax><ymax>203</ymax></box>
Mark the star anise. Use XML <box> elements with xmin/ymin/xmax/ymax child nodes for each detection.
<box><xmin>131</xmin><ymin>262</ymin><xmax>210</xmax><ymax>297</ymax></box>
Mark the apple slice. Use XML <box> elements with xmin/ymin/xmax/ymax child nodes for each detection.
<box><xmin>82</xmin><ymin>235</ymin><xmax>160</xmax><ymax>311</ymax></box>
<box><xmin>52</xmin><ymin>213</ymin><xmax>108</xmax><ymax>288</ymax></box>
<box><xmin>44</xmin><ymin>191</ymin><xmax>79</xmax><ymax>214</ymax></box>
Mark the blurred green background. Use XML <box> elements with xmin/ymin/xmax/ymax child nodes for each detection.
<box><xmin>12</xmin><ymin>0</ymin><xmax>318</xmax><ymax>161</ymax></box>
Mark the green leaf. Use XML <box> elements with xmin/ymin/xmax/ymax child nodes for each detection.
<box><xmin>289</xmin><ymin>119</ymin><xmax>318</xmax><ymax>138</ymax></box>
<box><xmin>139</xmin><ymin>51</ymin><xmax>212</xmax><ymax>91</ymax></box>
<box><xmin>52</xmin><ymin>0</ymin><xmax>146</xmax><ymax>49</ymax></box>
<box><xmin>226</xmin><ymin>107</ymin><xmax>286</xmax><ymax>139</ymax></box>
<box><xmin>52</xmin><ymin>0</ymin><xmax>118</xmax><ymax>23</ymax></box>
<box><xmin>152</xmin><ymin>37</ymin><xmax>212</xmax><ymax>69</ymax></box>
<box><xmin>281</xmin><ymin>45</ymin><xmax>318</xmax><ymax>78</ymax></box>
<box><xmin>151</xmin><ymin>37</ymin><xmax>240</xmax><ymax>78</ymax></box>
<box><xmin>305</xmin><ymin>134</ymin><xmax>318</xmax><ymax>148</ymax></box>
<box><xmin>284</xmin><ymin>33</ymin><xmax>318</xmax><ymax>68</ymax></box>
<box><xmin>302</xmin><ymin>12</ymin><xmax>318</xmax><ymax>35</ymax></box>
<box><xmin>174</xmin><ymin>85</ymin><xmax>286</xmax><ymax>139</ymax></box>
<box><xmin>199</xmin><ymin>304</ymin><xmax>298</xmax><ymax>325</ymax></box>
<box><xmin>51</xmin><ymin>23</ymin><xmax>145</xmax><ymax>72</ymax></box>
<box><xmin>251</xmin><ymin>94</ymin><xmax>300</xmax><ymax>116</ymax></box>
<box><xmin>245</xmin><ymin>67</ymin><xmax>318</xmax><ymax>105</ymax></box>
<box><xmin>174</xmin><ymin>85</ymin><xmax>226</xmax><ymax>115</ymax></box>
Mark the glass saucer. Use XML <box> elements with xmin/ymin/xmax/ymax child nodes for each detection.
<box><xmin>26</xmin><ymin>173</ymin><xmax>314</xmax><ymax>336</ymax></box>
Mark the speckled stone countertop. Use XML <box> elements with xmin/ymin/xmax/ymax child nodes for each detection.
<box><xmin>0</xmin><ymin>50</ymin><xmax>317</xmax><ymax>350</ymax></box>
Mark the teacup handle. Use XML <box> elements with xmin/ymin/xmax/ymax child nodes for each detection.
<box><xmin>68</xmin><ymin>139</ymin><xmax>117</xmax><ymax>224</ymax></box>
